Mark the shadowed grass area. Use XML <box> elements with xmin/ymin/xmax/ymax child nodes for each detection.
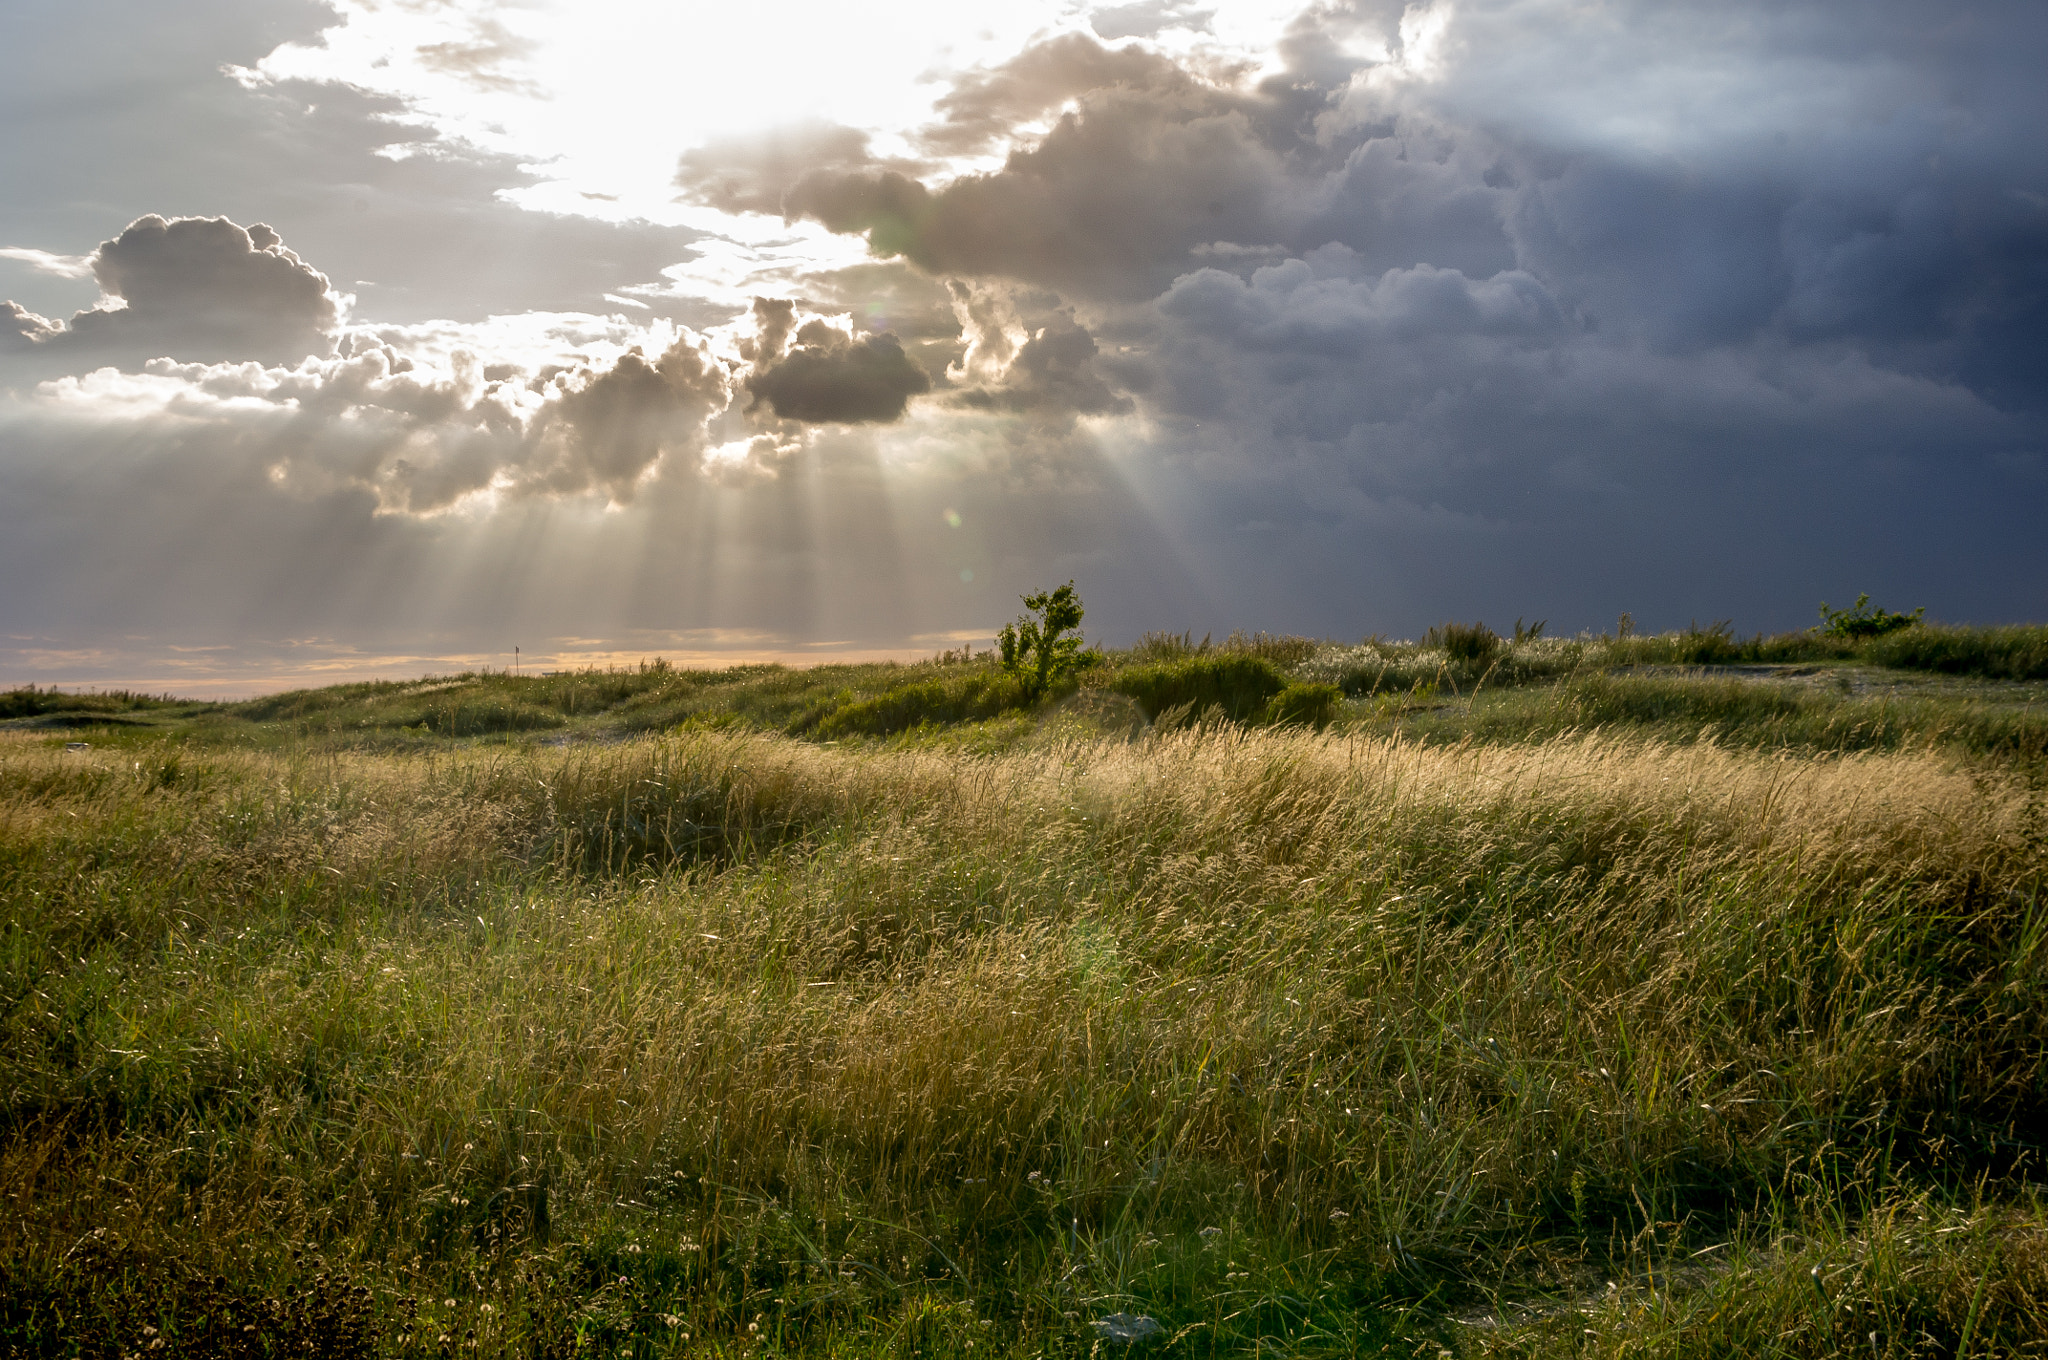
<box><xmin>3</xmin><ymin>710</ymin><xmax>2045</xmax><ymax>1355</ymax></box>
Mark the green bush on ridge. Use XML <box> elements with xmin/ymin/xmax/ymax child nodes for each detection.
<box><xmin>1818</xmin><ymin>591</ymin><xmax>1925</xmax><ymax>639</ymax></box>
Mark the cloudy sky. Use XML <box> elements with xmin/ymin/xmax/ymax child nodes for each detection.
<box><xmin>3</xmin><ymin>0</ymin><xmax>2043</xmax><ymax>694</ymax></box>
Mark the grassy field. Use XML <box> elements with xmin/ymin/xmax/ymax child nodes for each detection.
<box><xmin>4</xmin><ymin>621</ymin><xmax>2047</xmax><ymax>1357</ymax></box>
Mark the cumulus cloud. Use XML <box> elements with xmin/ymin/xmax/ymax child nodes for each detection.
<box><xmin>542</xmin><ymin>336</ymin><xmax>730</xmax><ymax>499</ymax></box>
<box><xmin>1</xmin><ymin>220</ymin><xmax>968</xmax><ymax>516</ymax></box>
<box><xmin>2</xmin><ymin>301</ymin><xmax>60</xmax><ymax>352</ymax></box>
<box><xmin>14</xmin><ymin>303</ymin><xmax>746</xmax><ymax>516</ymax></box>
<box><xmin>775</xmin><ymin>31</ymin><xmax>1396</xmax><ymax>301</ymax></box>
<box><xmin>783</xmin><ymin>94</ymin><xmax>1298</xmax><ymax>302</ymax></box>
<box><xmin>744</xmin><ymin>317</ymin><xmax>932</xmax><ymax>424</ymax></box>
<box><xmin>944</xmin><ymin>283</ymin><xmax>1130</xmax><ymax>417</ymax></box>
<box><xmin>738</xmin><ymin>295</ymin><xmax>798</xmax><ymax>364</ymax></box>
<box><xmin>675</xmin><ymin>122</ymin><xmax>907</xmax><ymax>217</ymax></box>
<box><xmin>919</xmin><ymin>31</ymin><xmax>1215</xmax><ymax>155</ymax></box>
<box><xmin>1</xmin><ymin>215</ymin><xmax>344</xmax><ymax>373</ymax></box>
<box><xmin>945</xmin><ymin>280</ymin><xmax>1028</xmax><ymax>383</ymax></box>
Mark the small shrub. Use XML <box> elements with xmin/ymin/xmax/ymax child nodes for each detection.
<box><xmin>1818</xmin><ymin>592</ymin><xmax>1925</xmax><ymax>639</ymax></box>
<box><xmin>1425</xmin><ymin>621</ymin><xmax>1501</xmax><ymax>667</ymax></box>
<box><xmin>1669</xmin><ymin>619</ymin><xmax>1741</xmax><ymax>664</ymax></box>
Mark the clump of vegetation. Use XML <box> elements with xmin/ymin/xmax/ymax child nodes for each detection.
<box><xmin>1218</xmin><ymin>630</ymin><xmax>1319</xmax><ymax>666</ymax></box>
<box><xmin>1424</xmin><ymin>620</ymin><xmax>1502</xmax><ymax>667</ymax></box>
<box><xmin>1818</xmin><ymin>592</ymin><xmax>1925</xmax><ymax>639</ymax></box>
<box><xmin>1130</xmin><ymin>629</ymin><xmax>1210</xmax><ymax>661</ymax></box>
<box><xmin>0</xmin><ymin>685</ymin><xmax>209</xmax><ymax>729</ymax></box>
<box><xmin>997</xmin><ymin>580</ymin><xmax>1089</xmax><ymax>698</ymax></box>
<box><xmin>1263</xmin><ymin>680</ymin><xmax>1343</xmax><ymax>727</ymax></box>
<box><xmin>1862</xmin><ymin>621</ymin><xmax>2048</xmax><ymax>681</ymax></box>
<box><xmin>1100</xmin><ymin>653</ymin><xmax>1288</xmax><ymax>723</ymax></box>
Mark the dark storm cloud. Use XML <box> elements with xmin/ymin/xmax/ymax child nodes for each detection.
<box><xmin>543</xmin><ymin>337</ymin><xmax>731</xmax><ymax>498</ymax></box>
<box><xmin>744</xmin><ymin>319</ymin><xmax>932</xmax><ymax>424</ymax></box>
<box><xmin>778</xmin><ymin>33</ymin><xmax>1358</xmax><ymax>301</ymax></box>
<box><xmin>3</xmin><ymin>215</ymin><xmax>342</xmax><ymax>372</ymax></box>
<box><xmin>768</xmin><ymin>8</ymin><xmax>2047</xmax><ymax>409</ymax></box>
<box><xmin>756</xmin><ymin>2</ymin><xmax>2048</xmax><ymax>630</ymax></box>
<box><xmin>1158</xmin><ymin>252</ymin><xmax>1566</xmax><ymax>354</ymax></box>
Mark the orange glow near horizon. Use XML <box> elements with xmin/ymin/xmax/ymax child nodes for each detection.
<box><xmin>2</xmin><ymin>634</ymin><xmax>999</xmax><ymax>703</ymax></box>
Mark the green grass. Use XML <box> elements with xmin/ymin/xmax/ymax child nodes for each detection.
<box><xmin>4</xmin><ymin>629</ymin><xmax>2048</xmax><ymax>1357</ymax></box>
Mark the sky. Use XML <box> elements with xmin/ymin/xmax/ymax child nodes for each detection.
<box><xmin>2</xmin><ymin>0</ymin><xmax>2044</xmax><ymax>696</ymax></box>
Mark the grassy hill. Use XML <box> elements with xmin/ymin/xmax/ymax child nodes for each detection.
<box><xmin>3</xmin><ymin>620</ymin><xmax>2046</xmax><ymax>1356</ymax></box>
<box><xmin>11</xmin><ymin>618</ymin><xmax>2048</xmax><ymax>757</ymax></box>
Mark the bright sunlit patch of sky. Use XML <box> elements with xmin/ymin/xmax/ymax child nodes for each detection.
<box><xmin>246</xmin><ymin>0</ymin><xmax>1082</xmax><ymax>219</ymax></box>
<box><xmin>240</xmin><ymin>0</ymin><xmax>1314</xmax><ymax>303</ymax></box>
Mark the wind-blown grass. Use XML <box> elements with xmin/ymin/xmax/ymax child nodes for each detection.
<box><xmin>4</xmin><ymin>716</ymin><xmax>2045</xmax><ymax>1356</ymax></box>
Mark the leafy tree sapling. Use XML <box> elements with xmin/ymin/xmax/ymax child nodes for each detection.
<box><xmin>998</xmin><ymin>581</ymin><xmax>1087</xmax><ymax>698</ymax></box>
